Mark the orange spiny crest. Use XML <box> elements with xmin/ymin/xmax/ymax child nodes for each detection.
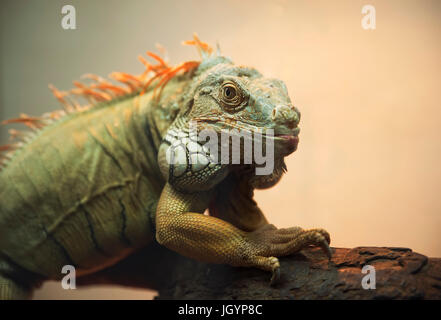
<box><xmin>73</xmin><ymin>81</ymin><xmax>113</xmax><ymax>102</ymax></box>
<box><xmin>7</xmin><ymin>129</ymin><xmax>26</xmax><ymax>141</ymax></box>
<box><xmin>1</xmin><ymin>34</ymin><xmax>214</xmax><ymax>165</ymax></box>
<box><xmin>48</xmin><ymin>84</ymin><xmax>76</xmax><ymax>112</ymax></box>
<box><xmin>82</xmin><ymin>74</ymin><xmax>130</xmax><ymax>96</ymax></box>
<box><xmin>155</xmin><ymin>43</ymin><xmax>169</xmax><ymax>63</ymax></box>
<box><xmin>0</xmin><ymin>144</ymin><xmax>15</xmax><ymax>152</ymax></box>
<box><xmin>137</xmin><ymin>55</ymin><xmax>154</xmax><ymax>81</ymax></box>
<box><xmin>107</xmin><ymin>72</ymin><xmax>139</xmax><ymax>92</ymax></box>
<box><xmin>0</xmin><ymin>143</ymin><xmax>20</xmax><ymax>168</ymax></box>
<box><xmin>182</xmin><ymin>33</ymin><xmax>214</xmax><ymax>56</ymax></box>
<box><xmin>154</xmin><ymin>60</ymin><xmax>201</xmax><ymax>101</ymax></box>
<box><xmin>146</xmin><ymin>51</ymin><xmax>169</xmax><ymax>69</ymax></box>
<box><xmin>2</xmin><ymin>114</ymin><xmax>44</xmax><ymax>130</ymax></box>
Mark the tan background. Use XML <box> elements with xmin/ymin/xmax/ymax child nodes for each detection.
<box><xmin>0</xmin><ymin>0</ymin><xmax>440</xmax><ymax>299</ymax></box>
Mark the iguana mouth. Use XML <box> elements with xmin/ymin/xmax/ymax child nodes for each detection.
<box><xmin>279</xmin><ymin>136</ymin><xmax>299</xmax><ymax>154</ymax></box>
<box><xmin>276</xmin><ymin>135</ymin><xmax>299</xmax><ymax>143</ymax></box>
<box><xmin>274</xmin><ymin>127</ymin><xmax>300</xmax><ymax>137</ymax></box>
<box><xmin>274</xmin><ymin>127</ymin><xmax>300</xmax><ymax>154</ymax></box>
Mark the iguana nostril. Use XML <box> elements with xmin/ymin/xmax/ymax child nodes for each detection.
<box><xmin>272</xmin><ymin>105</ymin><xmax>299</xmax><ymax>127</ymax></box>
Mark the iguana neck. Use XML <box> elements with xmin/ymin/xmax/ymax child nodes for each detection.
<box><xmin>140</xmin><ymin>74</ymin><xmax>194</xmax><ymax>150</ymax></box>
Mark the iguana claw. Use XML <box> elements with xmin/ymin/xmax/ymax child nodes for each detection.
<box><xmin>269</xmin><ymin>256</ymin><xmax>281</xmax><ymax>286</ymax></box>
<box><xmin>322</xmin><ymin>241</ymin><xmax>333</xmax><ymax>260</ymax></box>
<box><xmin>270</xmin><ymin>265</ymin><xmax>281</xmax><ymax>286</ymax></box>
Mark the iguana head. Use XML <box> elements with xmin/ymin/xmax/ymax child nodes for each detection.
<box><xmin>158</xmin><ymin>56</ymin><xmax>300</xmax><ymax>192</ymax></box>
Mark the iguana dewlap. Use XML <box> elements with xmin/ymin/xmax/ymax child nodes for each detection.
<box><xmin>0</xmin><ymin>35</ymin><xmax>331</xmax><ymax>299</ymax></box>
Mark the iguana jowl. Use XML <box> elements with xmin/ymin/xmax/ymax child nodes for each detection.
<box><xmin>0</xmin><ymin>35</ymin><xmax>331</xmax><ymax>299</ymax></box>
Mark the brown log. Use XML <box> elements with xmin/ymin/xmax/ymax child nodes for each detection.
<box><xmin>77</xmin><ymin>242</ymin><xmax>441</xmax><ymax>300</ymax></box>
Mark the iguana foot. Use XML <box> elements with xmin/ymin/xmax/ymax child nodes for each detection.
<box><xmin>242</xmin><ymin>224</ymin><xmax>332</xmax><ymax>282</ymax></box>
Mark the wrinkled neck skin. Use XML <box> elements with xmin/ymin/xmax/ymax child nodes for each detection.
<box><xmin>144</xmin><ymin>76</ymin><xmax>192</xmax><ymax>150</ymax></box>
<box><xmin>152</xmin><ymin>57</ymin><xmax>290</xmax><ymax>196</ymax></box>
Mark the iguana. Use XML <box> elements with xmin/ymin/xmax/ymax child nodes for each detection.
<box><xmin>0</xmin><ymin>34</ymin><xmax>331</xmax><ymax>299</ymax></box>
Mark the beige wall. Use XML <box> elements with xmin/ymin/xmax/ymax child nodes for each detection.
<box><xmin>1</xmin><ymin>0</ymin><xmax>440</xmax><ymax>299</ymax></box>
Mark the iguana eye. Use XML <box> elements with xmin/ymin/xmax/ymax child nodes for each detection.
<box><xmin>223</xmin><ymin>85</ymin><xmax>236</xmax><ymax>100</ymax></box>
<box><xmin>220</xmin><ymin>81</ymin><xmax>243</xmax><ymax>109</ymax></box>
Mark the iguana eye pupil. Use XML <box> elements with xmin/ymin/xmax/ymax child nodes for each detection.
<box><xmin>224</xmin><ymin>87</ymin><xmax>235</xmax><ymax>99</ymax></box>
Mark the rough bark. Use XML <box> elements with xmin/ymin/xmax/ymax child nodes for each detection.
<box><xmin>77</xmin><ymin>242</ymin><xmax>441</xmax><ymax>300</ymax></box>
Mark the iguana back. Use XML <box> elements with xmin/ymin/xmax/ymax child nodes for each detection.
<box><xmin>0</xmin><ymin>47</ymin><xmax>197</xmax><ymax>280</ymax></box>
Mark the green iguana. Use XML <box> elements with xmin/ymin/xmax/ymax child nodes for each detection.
<box><xmin>0</xmin><ymin>34</ymin><xmax>331</xmax><ymax>299</ymax></box>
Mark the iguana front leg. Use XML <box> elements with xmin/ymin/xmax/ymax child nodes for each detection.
<box><xmin>156</xmin><ymin>183</ymin><xmax>332</xmax><ymax>283</ymax></box>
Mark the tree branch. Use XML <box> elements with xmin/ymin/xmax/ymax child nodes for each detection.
<box><xmin>77</xmin><ymin>242</ymin><xmax>441</xmax><ymax>299</ymax></box>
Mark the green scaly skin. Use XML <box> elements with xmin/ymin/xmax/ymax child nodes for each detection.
<box><xmin>0</xmin><ymin>54</ymin><xmax>331</xmax><ymax>300</ymax></box>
